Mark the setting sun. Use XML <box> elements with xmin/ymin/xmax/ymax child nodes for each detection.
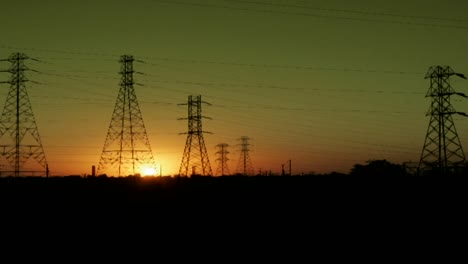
<box><xmin>141</xmin><ymin>167</ymin><xmax>157</xmax><ymax>176</ymax></box>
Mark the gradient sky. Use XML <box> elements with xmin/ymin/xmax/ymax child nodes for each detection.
<box><xmin>1</xmin><ymin>0</ymin><xmax>467</xmax><ymax>176</ymax></box>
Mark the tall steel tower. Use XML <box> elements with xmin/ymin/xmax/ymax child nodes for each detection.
<box><xmin>97</xmin><ymin>55</ymin><xmax>156</xmax><ymax>177</ymax></box>
<box><xmin>215</xmin><ymin>143</ymin><xmax>230</xmax><ymax>176</ymax></box>
<box><xmin>417</xmin><ymin>66</ymin><xmax>467</xmax><ymax>176</ymax></box>
<box><xmin>178</xmin><ymin>95</ymin><xmax>213</xmax><ymax>176</ymax></box>
<box><xmin>236</xmin><ymin>136</ymin><xmax>254</xmax><ymax>176</ymax></box>
<box><xmin>0</xmin><ymin>52</ymin><xmax>48</xmax><ymax>177</ymax></box>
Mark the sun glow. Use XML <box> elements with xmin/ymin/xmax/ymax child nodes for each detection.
<box><xmin>141</xmin><ymin>167</ymin><xmax>157</xmax><ymax>176</ymax></box>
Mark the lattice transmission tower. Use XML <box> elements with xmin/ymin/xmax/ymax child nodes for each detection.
<box><xmin>417</xmin><ymin>66</ymin><xmax>467</xmax><ymax>176</ymax></box>
<box><xmin>236</xmin><ymin>136</ymin><xmax>254</xmax><ymax>176</ymax></box>
<box><xmin>97</xmin><ymin>55</ymin><xmax>156</xmax><ymax>177</ymax></box>
<box><xmin>178</xmin><ymin>95</ymin><xmax>213</xmax><ymax>176</ymax></box>
<box><xmin>215</xmin><ymin>143</ymin><xmax>230</xmax><ymax>176</ymax></box>
<box><xmin>0</xmin><ymin>52</ymin><xmax>49</xmax><ymax>177</ymax></box>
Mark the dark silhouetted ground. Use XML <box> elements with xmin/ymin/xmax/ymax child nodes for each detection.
<box><xmin>1</xmin><ymin>174</ymin><xmax>465</xmax><ymax>245</ymax></box>
<box><xmin>1</xmin><ymin>175</ymin><xmax>466</xmax><ymax>210</ymax></box>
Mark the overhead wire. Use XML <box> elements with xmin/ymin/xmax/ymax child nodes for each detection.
<box><xmin>0</xmin><ymin>44</ymin><xmax>458</xmax><ymax>172</ymax></box>
<box><xmin>1</xmin><ymin>44</ymin><xmax>425</xmax><ymax>75</ymax></box>
<box><xmin>225</xmin><ymin>0</ymin><xmax>468</xmax><ymax>24</ymax></box>
<box><xmin>2</xmin><ymin>56</ymin><xmax>431</xmax><ymax>136</ymax></box>
<box><xmin>148</xmin><ymin>0</ymin><xmax>468</xmax><ymax>30</ymax></box>
<box><xmin>0</xmin><ymin>48</ymin><xmax>436</xmax><ymax>130</ymax></box>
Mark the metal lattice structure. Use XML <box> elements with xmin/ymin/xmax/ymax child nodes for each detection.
<box><xmin>178</xmin><ymin>95</ymin><xmax>213</xmax><ymax>176</ymax></box>
<box><xmin>97</xmin><ymin>55</ymin><xmax>156</xmax><ymax>177</ymax></box>
<box><xmin>0</xmin><ymin>52</ymin><xmax>48</xmax><ymax>177</ymax></box>
<box><xmin>215</xmin><ymin>143</ymin><xmax>230</xmax><ymax>176</ymax></box>
<box><xmin>417</xmin><ymin>66</ymin><xmax>467</xmax><ymax>175</ymax></box>
<box><xmin>236</xmin><ymin>136</ymin><xmax>254</xmax><ymax>176</ymax></box>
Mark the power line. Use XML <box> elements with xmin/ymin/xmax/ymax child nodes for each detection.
<box><xmin>211</xmin><ymin>103</ymin><xmax>416</xmax><ymax>114</ymax></box>
<box><xmin>138</xmin><ymin>77</ymin><xmax>423</xmax><ymax>94</ymax></box>
<box><xmin>0</xmin><ymin>45</ymin><xmax>118</xmax><ymax>58</ymax></box>
<box><xmin>210</xmin><ymin>108</ymin><xmax>423</xmax><ymax>137</ymax></box>
<box><xmin>142</xmin><ymin>56</ymin><xmax>423</xmax><ymax>75</ymax></box>
<box><xmin>0</xmin><ymin>44</ymin><xmax>426</xmax><ymax>75</ymax></box>
<box><xmin>14</xmin><ymin>65</ymin><xmax>427</xmax><ymax>125</ymax></box>
<box><xmin>211</xmin><ymin>115</ymin><xmax>421</xmax><ymax>154</ymax></box>
<box><xmin>149</xmin><ymin>0</ymin><xmax>468</xmax><ymax>30</ymax></box>
<box><xmin>1</xmin><ymin>47</ymin><xmax>459</xmax><ymax>175</ymax></box>
<box><xmin>226</xmin><ymin>0</ymin><xmax>468</xmax><ymax>24</ymax></box>
<box><xmin>129</xmin><ymin>78</ymin><xmax>427</xmax><ymax>114</ymax></box>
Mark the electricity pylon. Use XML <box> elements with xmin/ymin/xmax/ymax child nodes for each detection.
<box><xmin>417</xmin><ymin>66</ymin><xmax>467</xmax><ymax>176</ymax></box>
<box><xmin>215</xmin><ymin>143</ymin><xmax>230</xmax><ymax>176</ymax></box>
<box><xmin>236</xmin><ymin>136</ymin><xmax>254</xmax><ymax>176</ymax></box>
<box><xmin>97</xmin><ymin>55</ymin><xmax>156</xmax><ymax>177</ymax></box>
<box><xmin>178</xmin><ymin>95</ymin><xmax>213</xmax><ymax>176</ymax></box>
<box><xmin>0</xmin><ymin>52</ymin><xmax>49</xmax><ymax>177</ymax></box>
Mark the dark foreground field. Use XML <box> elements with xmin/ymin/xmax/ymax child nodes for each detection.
<box><xmin>1</xmin><ymin>175</ymin><xmax>466</xmax><ymax>242</ymax></box>
<box><xmin>1</xmin><ymin>175</ymin><xmax>466</xmax><ymax>208</ymax></box>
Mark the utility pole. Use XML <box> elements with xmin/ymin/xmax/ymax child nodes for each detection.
<box><xmin>178</xmin><ymin>95</ymin><xmax>213</xmax><ymax>176</ymax></box>
<box><xmin>97</xmin><ymin>55</ymin><xmax>156</xmax><ymax>177</ymax></box>
<box><xmin>0</xmin><ymin>52</ymin><xmax>48</xmax><ymax>177</ymax></box>
<box><xmin>417</xmin><ymin>66</ymin><xmax>467</xmax><ymax>176</ymax></box>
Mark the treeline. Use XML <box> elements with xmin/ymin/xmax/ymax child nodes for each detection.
<box><xmin>1</xmin><ymin>159</ymin><xmax>466</xmax><ymax>206</ymax></box>
<box><xmin>1</xmin><ymin>161</ymin><xmax>466</xmax><ymax>199</ymax></box>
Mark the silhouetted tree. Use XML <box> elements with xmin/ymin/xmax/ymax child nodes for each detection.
<box><xmin>450</xmin><ymin>162</ymin><xmax>468</xmax><ymax>176</ymax></box>
<box><xmin>327</xmin><ymin>171</ymin><xmax>347</xmax><ymax>177</ymax></box>
<box><xmin>350</xmin><ymin>159</ymin><xmax>409</xmax><ymax>177</ymax></box>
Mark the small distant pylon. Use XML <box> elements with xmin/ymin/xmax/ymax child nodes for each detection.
<box><xmin>417</xmin><ymin>66</ymin><xmax>467</xmax><ymax>176</ymax></box>
<box><xmin>97</xmin><ymin>55</ymin><xmax>156</xmax><ymax>177</ymax></box>
<box><xmin>178</xmin><ymin>95</ymin><xmax>213</xmax><ymax>176</ymax></box>
<box><xmin>281</xmin><ymin>159</ymin><xmax>291</xmax><ymax>176</ymax></box>
<box><xmin>236</xmin><ymin>136</ymin><xmax>254</xmax><ymax>176</ymax></box>
<box><xmin>0</xmin><ymin>52</ymin><xmax>49</xmax><ymax>177</ymax></box>
<box><xmin>215</xmin><ymin>143</ymin><xmax>230</xmax><ymax>176</ymax></box>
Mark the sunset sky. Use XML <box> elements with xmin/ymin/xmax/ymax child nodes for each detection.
<box><xmin>1</xmin><ymin>0</ymin><xmax>467</xmax><ymax>176</ymax></box>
